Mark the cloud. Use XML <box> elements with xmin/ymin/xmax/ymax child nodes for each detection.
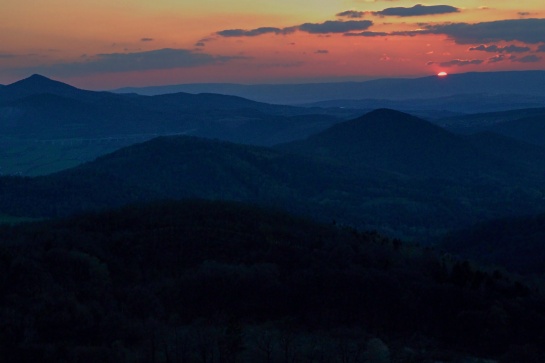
<box><xmin>344</xmin><ymin>29</ymin><xmax>430</xmax><ymax>37</ymax></box>
<box><xmin>20</xmin><ymin>48</ymin><xmax>243</xmax><ymax>77</ymax></box>
<box><xmin>374</xmin><ymin>4</ymin><xmax>459</xmax><ymax>17</ymax></box>
<box><xmin>469</xmin><ymin>44</ymin><xmax>531</xmax><ymax>53</ymax></box>
<box><xmin>298</xmin><ymin>20</ymin><xmax>374</xmax><ymax>34</ymax></box>
<box><xmin>537</xmin><ymin>44</ymin><xmax>545</xmax><ymax>52</ymax></box>
<box><xmin>511</xmin><ymin>55</ymin><xmax>542</xmax><ymax>63</ymax></box>
<box><xmin>428</xmin><ymin>59</ymin><xmax>484</xmax><ymax>67</ymax></box>
<box><xmin>140</xmin><ymin>38</ymin><xmax>154</xmax><ymax>42</ymax></box>
<box><xmin>390</xmin><ymin>30</ymin><xmax>431</xmax><ymax>37</ymax></box>
<box><xmin>315</xmin><ymin>50</ymin><xmax>329</xmax><ymax>54</ymax></box>
<box><xmin>518</xmin><ymin>12</ymin><xmax>531</xmax><ymax>16</ymax></box>
<box><xmin>194</xmin><ymin>37</ymin><xmax>216</xmax><ymax>47</ymax></box>
<box><xmin>345</xmin><ymin>31</ymin><xmax>389</xmax><ymax>37</ymax></box>
<box><xmin>217</xmin><ymin>27</ymin><xmax>290</xmax><ymax>37</ymax></box>
<box><xmin>217</xmin><ymin>20</ymin><xmax>373</xmax><ymax>37</ymax></box>
<box><xmin>425</xmin><ymin>18</ymin><xmax>545</xmax><ymax>44</ymax></box>
<box><xmin>0</xmin><ymin>53</ymin><xmax>16</xmax><ymax>59</ymax></box>
<box><xmin>487</xmin><ymin>55</ymin><xmax>506</xmax><ymax>63</ymax></box>
<box><xmin>337</xmin><ymin>10</ymin><xmax>366</xmax><ymax>19</ymax></box>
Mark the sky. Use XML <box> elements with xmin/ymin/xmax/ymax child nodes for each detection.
<box><xmin>1</xmin><ymin>0</ymin><xmax>544</xmax><ymax>89</ymax></box>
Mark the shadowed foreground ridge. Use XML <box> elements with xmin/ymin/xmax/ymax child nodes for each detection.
<box><xmin>0</xmin><ymin>199</ymin><xmax>544</xmax><ymax>362</ymax></box>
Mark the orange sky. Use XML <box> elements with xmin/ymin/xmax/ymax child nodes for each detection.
<box><xmin>1</xmin><ymin>1</ymin><xmax>544</xmax><ymax>89</ymax></box>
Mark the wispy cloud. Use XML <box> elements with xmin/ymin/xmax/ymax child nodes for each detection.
<box><xmin>428</xmin><ymin>59</ymin><xmax>484</xmax><ymax>67</ymax></box>
<box><xmin>511</xmin><ymin>55</ymin><xmax>542</xmax><ymax>63</ymax></box>
<box><xmin>217</xmin><ymin>27</ymin><xmax>291</xmax><ymax>37</ymax></box>
<box><xmin>469</xmin><ymin>44</ymin><xmax>531</xmax><ymax>53</ymax></box>
<box><xmin>337</xmin><ymin>10</ymin><xmax>366</xmax><ymax>19</ymax></box>
<box><xmin>344</xmin><ymin>30</ymin><xmax>430</xmax><ymax>37</ymax></box>
<box><xmin>487</xmin><ymin>55</ymin><xmax>506</xmax><ymax>63</ymax></box>
<box><xmin>345</xmin><ymin>31</ymin><xmax>389</xmax><ymax>37</ymax></box>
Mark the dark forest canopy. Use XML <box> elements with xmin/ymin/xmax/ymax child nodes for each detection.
<box><xmin>1</xmin><ymin>199</ymin><xmax>544</xmax><ymax>362</ymax></box>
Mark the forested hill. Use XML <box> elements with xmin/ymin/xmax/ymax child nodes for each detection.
<box><xmin>0</xmin><ymin>135</ymin><xmax>378</xmax><ymax>219</ymax></box>
<box><xmin>0</xmin><ymin>199</ymin><xmax>544</xmax><ymax>362</ymax></box>
<box><xmin>2</xmin><ymin>132</ymin><xmax>545</xmax><ymax>241</ymax></box>
<box><xmin>280</xmin><ymin>108</ymin><xmax>545</xmax><ymax>183</ymax></box>
<box><xmin>0</xmin><ymin>74</ymin><xmax>100</xmax><ymax>103</ymax></box>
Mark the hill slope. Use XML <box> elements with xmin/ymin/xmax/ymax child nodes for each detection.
<box><xmin>3</xmin><ymin>134</ymin><xmax>545</xmax><ymax>241</ymax></box>
<box><xmin>487</xmin><ymin>114</ymin><xmax>545</xmax><ymax>147</ymax></box>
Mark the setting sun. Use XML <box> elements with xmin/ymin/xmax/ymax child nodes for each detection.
<box><xmin>437</xmin><ymin>72</ymin><xmax>448</xmax><ymax>77</ymax></box>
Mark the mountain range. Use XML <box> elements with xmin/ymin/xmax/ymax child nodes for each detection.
<box><xmin>0</xmin><ymin>75</ymin><xmax>350</xmax><ymax>175</ymax></box>
<box><xmin>0</xmin><ymin>74</ymin><xmax>346</xmax><ymax>141</ymax></box>
<box><xmin>3</xmin><ymin>73</ymin><xmax>545</xmax><ymax>176</ymax></box>
<box><xmin>2</xmin><ymin>73</ymin><xmax>545</xmax><ymax>240</ymax></box>
<box><xmin>3</xmin><ymin>72</ymin><xmax>545</xmax><ymax>360</ymax></box>
<box><xmin>113</xmin><ymin>70</ymin><xmax>545</xmax><ymax>106</ymax></box>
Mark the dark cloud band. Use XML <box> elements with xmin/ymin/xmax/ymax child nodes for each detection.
<box><xmin>374</xmin><ymin>4</ymin><xmax>459</xmax><ymax>17</ymax></box>
<box><xmin>217</xmin><ymin>20</ymin><xmax>373</xmax><ymax>37</ymax></box>
<box><xmin>18</xmin><ymin>48</ymin><xmax>243</xmax><ymax>77</ymax></box>
<box><xmin>425</xmin><ymin>18</ymin><xmax>545</xmax><ymax>44</ymax></box>
<box><xmin>217</xmin><ymin>27</ymin><xmax>290</xmax><ymax>37</ymax></box>
<box><xmin>298</xmin><ymin>20</ymin><xmax>373</xmax><ymax>34</ymax></box>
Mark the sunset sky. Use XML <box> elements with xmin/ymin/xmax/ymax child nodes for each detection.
<box><xmin>1</xmin><ymin>0</ymin><xmax>544</xmax><ymax>89</ymax></box>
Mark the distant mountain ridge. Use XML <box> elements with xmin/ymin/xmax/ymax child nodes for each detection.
<box><xmin>0</xmin><ymin>75</ymin><xmax>365</xmax><ymax>145</ymax></box>
<box><xmin>434</xmin><ymin>108</ymin><xmax>545</xmax><ymax>146</ymax></box>
<box><xmin>112</xmin><ymin>70</ymin><xmax>545</xmax><ymax>105</ymax></box>
<box><xmin>303</xmin><ymin>93</ymin><xmax>545</xmax><ymax>115</ymax></box>
<box><xmin>0</xmin><ymin>74</ymin><xmax>348</xmax><ymax>175</ymax></box>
